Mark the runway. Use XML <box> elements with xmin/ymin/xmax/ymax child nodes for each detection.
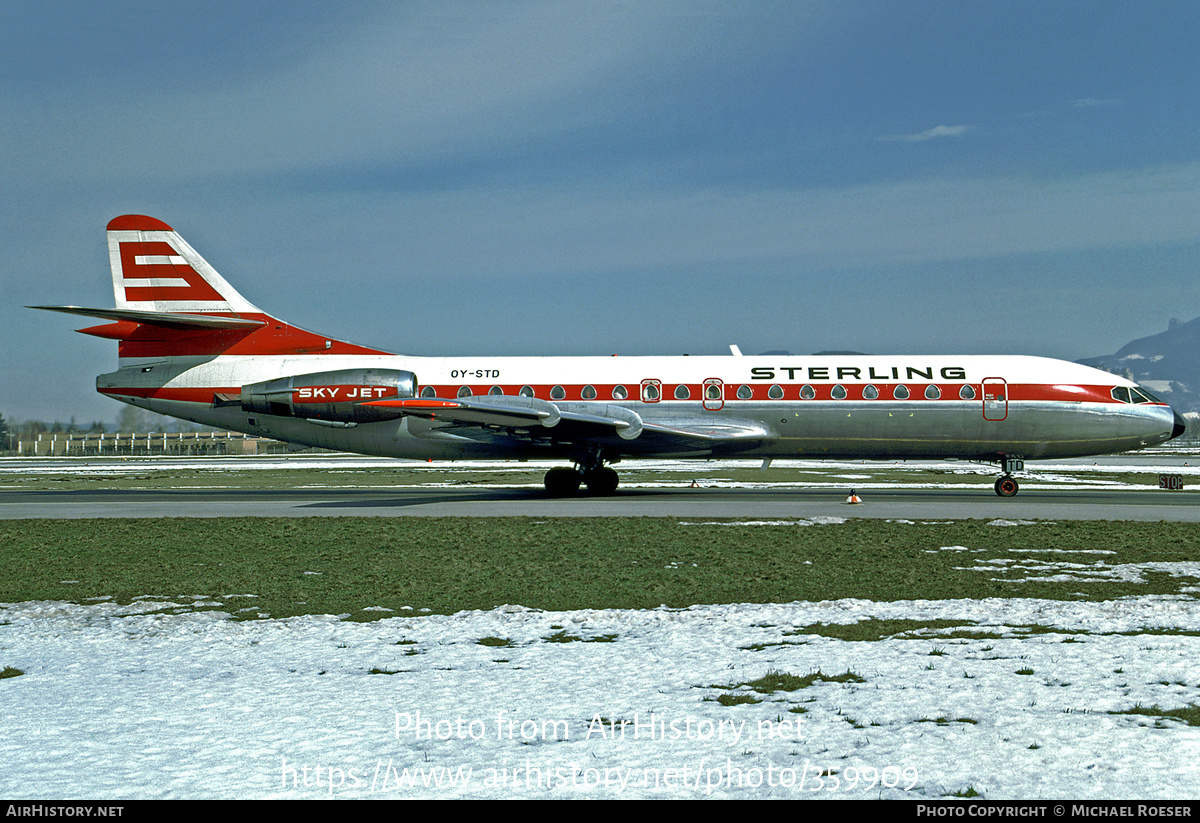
<box><xmin>3</xmin><ymin>483</ymin><xmax>1199</xmax><ymax>521</ymax></box>
<box><xmin>2</xmin><ymin>453</ymin><xmax>1197</xmax><ymax>521</ymax></box>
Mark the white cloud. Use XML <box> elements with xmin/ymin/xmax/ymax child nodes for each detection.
<box><xmin>1068</xmin><ymin>98</ymin><xmax>1123</xmax><ymax>109</ymax></box>
<box><xmin>877</xmin><ymin>124</ymin><xmax>973</xmax><ymax>143</ymax></box>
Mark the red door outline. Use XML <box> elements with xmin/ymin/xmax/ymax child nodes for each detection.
<box><xmin>703</xmin><ymin>378</ymin><xmax>724</xmax><ymax>411</ymax></box>
<box><xmin>640</xmin><ymin>379</ymin><xmax>662</xmax><ymax>403</ymax></box>
<box><xmin>982</xmin><ymin>377</ymin><xmax>1008</xmax><ymax>421</ymax></box>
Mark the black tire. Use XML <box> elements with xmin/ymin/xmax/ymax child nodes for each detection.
<box><xmin>584</xmin><ymin>466</ymin><xmax>619</xmax><ymax>496</ymax></box>
<box><xmin>995</xmin><ymin>476</ymin><xmax>1019</xmax><ymax>497</ymax></box>
<box><xmin>544</xmin><ymin>467</ymin><xmax>581</xmax><ymax>496</ymax></box>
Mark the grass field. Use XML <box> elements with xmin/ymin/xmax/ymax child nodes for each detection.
<box><xmin>3</xmin><ymin>516</ymin><xmax>1198</xmax><ymax>620</ymax></box>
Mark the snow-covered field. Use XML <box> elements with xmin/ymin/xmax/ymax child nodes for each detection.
<box><xmin>3</xmin><ymin>455</ymin><xmax>1198</xmax><ymax>798</ymax></box>
<box><xmin>2</xmin><ymin>592</ymin><xmax>1199</xmax><ymax>799</ymax></box>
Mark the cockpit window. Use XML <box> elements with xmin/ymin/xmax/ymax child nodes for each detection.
<box><xmin>1111</xmin><ymin>386</ymin><xmax>1132</xmax><ymax>404</ymax></box>
<box><xmin>1132</xmin><ymin>387</ymin><xmax>1162</xmax><ymax>404</ymax></box>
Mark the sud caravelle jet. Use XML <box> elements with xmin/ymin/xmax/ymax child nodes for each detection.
<box><xmin>33</xmin><ymin>215</ymin><xmax>1187</xmax><ymax>497</ymax></box>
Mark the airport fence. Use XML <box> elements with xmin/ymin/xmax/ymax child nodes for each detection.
<box><xmin>11</xmin><ymin>431</ymin><xmax>303</xmax><ymax>457</ymax></box>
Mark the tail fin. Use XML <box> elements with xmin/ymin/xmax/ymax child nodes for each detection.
<box><xmin>31</xmin><ymin>215</ymin><xmax>392</xmax><ymax>360</ymax></box>
<box><xmin>107</xmin><ymin>214</ymin><xmax>262</xmax><ymax>314</ymax></box>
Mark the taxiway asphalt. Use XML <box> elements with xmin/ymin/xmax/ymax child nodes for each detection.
<box><xmin>2</xmin><ymin>484</ymin><xmax>1198</xmax><ymax>521</ymax></box>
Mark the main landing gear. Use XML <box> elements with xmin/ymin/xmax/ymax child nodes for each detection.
<box><xmin>993</xmin><ymin>456</ymin><xmax>1024</xmax><ymax>498</ymax></box>
<box><xmin>544</xmin><ymin>457</ymin><xmax>620</xmax><ymax>496</ymax></box>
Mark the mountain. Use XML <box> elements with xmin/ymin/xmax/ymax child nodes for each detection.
<box><xmin>1078</xmin><ymin>316</ymin><xmax>1200</xmax><ymax>415</ymax></box>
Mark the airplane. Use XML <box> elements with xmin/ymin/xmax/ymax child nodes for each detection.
<box><xmin>32</xmin><ymin>214</ymin><xmax>1187</xmax><ymax>497</ymax></box>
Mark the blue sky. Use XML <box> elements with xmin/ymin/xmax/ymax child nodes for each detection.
<box><xmin>3</xmin><ymin>1</ymin><xmax>1198</xmax><ymax>424</ymax></box>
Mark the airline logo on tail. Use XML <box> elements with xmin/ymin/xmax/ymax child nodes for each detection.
<box><xmin>106</xmin><ymin>214</ymin><xmax>261</xmax><ymax>314</ymax></box>
<box><xmin>117</xmin><ymin>240</ymin><xmax>224</xmax><ymax>304</ymax></box>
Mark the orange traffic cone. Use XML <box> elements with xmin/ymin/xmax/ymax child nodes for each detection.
<box><xmin>845</xmin><ymin>489</ymin><xmax>863</xmax><ymax>504</ymax></box>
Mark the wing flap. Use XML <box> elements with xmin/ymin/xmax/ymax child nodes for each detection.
<box><xmin>368</xmin><ymin>395</ymin><xmax>771</xmax><ymax>451</ymax></box>
<box><xmin>363</xmin><ymin>395</ymin><xmax>562</xmax><ymax>429</ymax></box>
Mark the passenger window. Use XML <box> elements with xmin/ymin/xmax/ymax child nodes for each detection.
<box><xmin>421</xmin><ymin>385</ymin><xmax>436</xmax><ymax>398</ymax></box>
<box><xmin>959</xmin><ymin>385</ymin><xmax>976</xmax><ymax>400</ymax></box>
<box><xmin>831</xmin><ymin>384</ymin><xmax>847</xmax><ymax>400</ymax></box>
<box><xmin>582</xmin><ymin>385</ymin><xmax>597</xmax><ymax>400</ymax></box>
<box><xmin>642</xmin><ymin>383</ymin><xmax>660</xmax><ymax>401</ymax></box>
<box><xmin>519</xmin><ymin>385</ymin><xmax>535</xmax><ymax>398</ymax></box>
<box><xmin>612</xmin><ymin>385</ymin><xmax>628</xmax><ymax>400</ymax></box>
<box><xmin>924</xmin><ymin>385</ymin><xmax>941</xmax><ymax>400</ymax></box>
<box><xmin>674</xmin><ymin>385</ymin><xmax>691</xmax><ymax>400</ymax></box>
<box><xmin>488</xmin><ymin>386</ymin><xmax>504</xmax><ymax>395</ymax></box>
<box><xmin>800</xmin><ymin>384</ymin><xmax>816</xmax><ymax>400</ymax></box>
<box><xmin>862</xmin><ymin>385</ymin><xmax>878</xmax><ymax>400</ymax></box>
<box><xmin>894</xmin><ymin>385</ymin><xmax>910</xmax><ymax>400</ymax></box>
<box><xmin>768</xmin><ymin>384</ymin><xmax>784</xmax><ymax>400</ymax></box>
<box><xmin>737</xmin><ymin>385</ymin><xmax>753</xmax><ymax>400</ymax></box>
<box><xmin>457</xmin><ymin>386</ymin><xmax>472</xmax><ymax>398</ymax></box>
<box><xmin>706</xmin><ymin>384</ymin><xmax>722</xmax><ymax>400</ymax></box>
<box><xmin>550</xmin><ymin>385</ymin><xmax>566</xmax><ymax>400</ymax></box>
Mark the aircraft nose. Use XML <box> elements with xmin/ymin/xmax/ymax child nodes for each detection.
<box><xmin>1171</xmin><ymin>410</ymin><xmax>1187</xmax><ymax>440</ymax></box>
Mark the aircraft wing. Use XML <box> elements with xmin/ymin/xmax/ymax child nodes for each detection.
<box><xmin>365</xmin><ymin>395</ymin><xmax>772</xmax><ymax>453</ymax></box>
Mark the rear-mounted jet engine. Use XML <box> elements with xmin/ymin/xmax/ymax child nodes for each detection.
<box><xmin>239</xmin><ymin>368</ymin><xmax>417</xmax><ymax>424</ymax></box>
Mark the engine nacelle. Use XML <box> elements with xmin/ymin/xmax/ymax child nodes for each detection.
<box><xmin>240</xmin><ymin>368</ymin><xmax>417</xmax><ymax>424</ymax></box>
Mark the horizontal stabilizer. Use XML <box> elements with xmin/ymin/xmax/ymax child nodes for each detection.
<box><xmin>28</xmin><ymin>305</ymin><xmax>265</xmax><ymax>330</ymax></box>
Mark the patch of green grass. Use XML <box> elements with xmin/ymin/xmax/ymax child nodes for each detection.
<box><xmin>1109</xmin><ymin>704</ymin><xmax>1200</xmax><ymax>727</ymax></box>
<box><xmin>0</xmin><ymin>666</ymin><xmax>24</xmax><ymax>679</ymax></box>
<box><xmin>476</xmin><ymin>636</ymin><xmax>515</xmax><ymax>647</ymax></box>
<box><xmin>543</xmin><ymin>631</ymin><xmax>618</xmax><ymax>643</ymax></box>
<box><xmin>950</xmin><ymin>786</ymin><xmax>983</xmax><ymax>798</ymax></box>
<box><xmin>712</xmin><ymin>693</ymin><xmax>762</xmax><ymax>706</ymax></box>
<box><xmin>1</xmin><ymin>517</ymin><xmax>1198</xmax><ymax>620</ymax></box>
<box><xmin>719</xmin><ymin>668</ymin><xmax>865</xmax><ymax>696</ymax></box>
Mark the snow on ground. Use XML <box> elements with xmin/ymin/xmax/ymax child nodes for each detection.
<box><xmin>2</xmin><ymin>594</ymin><xmax>1199</xmax><ymax>799</ymax></box>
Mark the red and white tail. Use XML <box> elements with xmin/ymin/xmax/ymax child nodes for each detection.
<box><xmin>31</xmin><ymin>215</ymin><xmax>393</xmax><ymax>361</ymax></box>
<box><xmin>107</xmin><ymin>214</ymin><xmax>263</xmax><ymax>314</ymax></box>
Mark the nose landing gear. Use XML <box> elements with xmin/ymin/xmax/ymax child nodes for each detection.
<box><xmin>994</xmin><ymin>475</ymin><xmax>1019</xmax><ymax>497</ymax></box>
<box><xmin>993</xmin><ymin>456</ymin><xmax>1024</xmax><ymax>497</ymax></box>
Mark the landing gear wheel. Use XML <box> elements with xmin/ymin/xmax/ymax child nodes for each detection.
<box><xmin>994</xmin><ymin>475</ymin><xmax>1019</xmax><ymax>497</ymax></box>
<box><xmin>544</xmin><ymin>467</ymin><xmax>581</xmax><ymax>496</ymax></box>
<box><xmin>583</xmin><ymin>466</ymin><xmax>620</xmax><ymax>496</ymax></box>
